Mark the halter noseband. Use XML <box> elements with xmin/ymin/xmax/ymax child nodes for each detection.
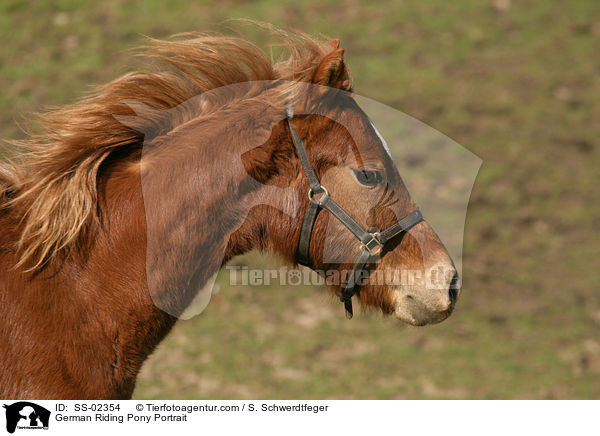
<box><xmin>286</xmin><ymin>107</ymin><xmax>424</xmax><ymax>318</ymax></box>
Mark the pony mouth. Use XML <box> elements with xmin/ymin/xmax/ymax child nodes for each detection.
<box><xmin>392</xmin><ymin>289</ymin><xmax>454</xmax><ymax>326</ymax></box>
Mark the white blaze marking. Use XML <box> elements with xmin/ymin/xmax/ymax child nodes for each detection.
<box><xmin>369</xmin><ymin>119</ymin><xmax>393</xmax><ymax>159</ymax></box>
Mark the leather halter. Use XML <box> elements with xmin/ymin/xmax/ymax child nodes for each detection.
<box><xmin>286</xmin><ymin>107</ymin><xmax>424</xmax><ymax>318</ymax></box>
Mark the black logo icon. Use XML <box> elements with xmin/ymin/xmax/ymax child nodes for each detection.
<box><xmin>3</xmin><ymin>402</ymin><xmax>50</xmax><ymax>434</ymax></box>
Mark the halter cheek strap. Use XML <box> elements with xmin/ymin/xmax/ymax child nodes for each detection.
<box><xmin>286</xmin><ymin>107</ymin><xmax>424</xmax><ymax>318</ymax></box>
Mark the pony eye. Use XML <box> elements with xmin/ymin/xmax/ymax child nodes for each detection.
<box><xmin>352</xmin><ymin>169</ymin><xmax>383</xmax><ymax>187</ymax></box>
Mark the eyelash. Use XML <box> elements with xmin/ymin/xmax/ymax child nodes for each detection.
<box><xmin>352</xmin><ymin>169</ymin><xmax>383</xmax><ymax>187</ymax></box>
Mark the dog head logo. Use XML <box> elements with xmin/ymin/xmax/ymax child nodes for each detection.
<box><xmin>3</xmin><ymin>402</ymin><xmax>50</xmax><ymax>433</ymax></box>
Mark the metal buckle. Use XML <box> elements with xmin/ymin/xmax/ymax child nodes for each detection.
<box><xmin>361</xmin><ymin>232</ymin><xmax>383</xmax><ymax>256</ymax></box>
<box><xmin>308</xmin><ymin>186</ymin><xmax>329</xmax><ymax>206</ymax></box>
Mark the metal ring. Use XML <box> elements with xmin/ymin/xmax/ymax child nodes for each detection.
<box><xmin>308</xmin><ymin>186</ymin><xmax>329</xmax><ymax>204</ymax></box>
<box><xmin>360</xmin><ymin>232</ymin><xmax>383</xmax><ymax>256</ymax></box>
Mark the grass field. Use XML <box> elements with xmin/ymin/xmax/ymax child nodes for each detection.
<box><xmin>1</xmin><ymin>0</ymin><xmax>599</xmax><ymax>399</ymax></box>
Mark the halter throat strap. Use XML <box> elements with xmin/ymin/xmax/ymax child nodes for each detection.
<box><xmin>285</xmin><ymin>109</ymin><xmax>423</xmax><ymax>318</ymax></box>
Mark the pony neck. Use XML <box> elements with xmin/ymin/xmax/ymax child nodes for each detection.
<box><xmin>134</xmin><ymin>102</ymin><xmax>294</xmax><ymax>315</ymax></box>
<box><xmin>91</xmin><ymin>102</ymin><xmax>298</xmax><ymax>394</ymax></box>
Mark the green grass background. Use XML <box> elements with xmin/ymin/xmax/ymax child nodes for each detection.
<box><xmin>1</xmin><ymin>0</ymin><xmax>599</xmax><ymax>399</ymax></box>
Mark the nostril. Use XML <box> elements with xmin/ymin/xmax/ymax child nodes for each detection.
<box><xmin>448</xmin><ymin>272</ymin><xmax>460</xmax><ymax>306</ymax></box>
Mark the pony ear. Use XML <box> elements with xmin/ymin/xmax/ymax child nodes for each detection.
<box><xmin>312</xmin><ymin>47</ymin><xmax>351</xmax><ymax>90</ymax></box>
<box><xmin>329</xmin><ymin>39</ymin><xmax>340</xmax><ymax>49</ymax></box>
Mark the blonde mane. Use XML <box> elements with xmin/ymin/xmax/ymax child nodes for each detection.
<box><xmin>0</xmin><ymin>26</ymin><xmax>339</xmax><ymax>270</ymax></box>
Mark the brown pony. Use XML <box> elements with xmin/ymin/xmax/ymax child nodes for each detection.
<box><xmin>0</xmin><ymin>28</ymin><xmax>458</xmax><ymax>399</ymax></box>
